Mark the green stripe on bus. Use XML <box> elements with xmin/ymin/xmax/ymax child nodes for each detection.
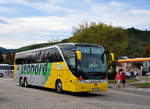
<box><xmin>44</xmin><ymin>63</ymin><xmax>52</xmax><ymax>84</ymax></box>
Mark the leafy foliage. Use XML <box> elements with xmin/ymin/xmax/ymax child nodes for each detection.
<box><xmin>0</xmin><ymin>50</ymin><xmax>3</xmax><ymax>63</ymax></box>
<box><xmin>2</xmin><ymin>53</ymin><xmax>15</xmax><ymax>64</ymax></box>
<box><xmin>127</xmin><ymin>28</ymin><xmax>150</xmax><ymax>57</ymax></box>
<box><xmin>1</xmin><ymin>22</ymin><xmax>150</xmax><ymax>65</ymax></box>
<box><xmin>70</xmin><ymin>22</ymin><xmax>128</xmax><ymax>59</ymax></box>
<box><xmin>142</xmin><ymin>44</ymin><xmax>150</xmax><ymax>57</ymax></box>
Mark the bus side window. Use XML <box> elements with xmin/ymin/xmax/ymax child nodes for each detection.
<box><xmin>36</xmin><ymin>51</ymin><xmax>42</xmax><ymax>63</ymax></box>
<box><xmin>26</xmin><ymin>56</ymin><xmax>31</xmax><ymax>64</ymax></box>
<box><xmin>53</xmin><ymin>53</ymin><xmax>57</xmax><ymax>62</ymax></box>
<box><xmin>45</xmin><ymin>52</ymin><xmax>51</xmax><ymax>62</ymax></box>
<box><xmin>41</xmin><ymin>52</ymin><xmax>46</xmax><ymax>63</ymax></box>
<box><xmin>50</xmin><ymin>53</ymin><xmax>55</xmax><ymax>62</ymax></box>
<box><xmin>44</xmin><ymin>48</ymin><xmax>63</xmax><ymax>62</ymax></box>
<box><xmin>32</xmin><ymin>47</ymin><xmax>64</xmax><ymax>63</ymax></box>
<box><xmin>56</xmin><ymin>52</ymin><xmax>63</xmax><ymax>62</ymax></box>
<box><xmin>16</xmin><ymin>58</ymin><xmax>25</xmax><ymax>64</ymax></box>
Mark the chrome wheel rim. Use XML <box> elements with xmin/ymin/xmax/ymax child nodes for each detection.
<box><xmin>57</xmin><ymin>82</ymin><xmax>62</xmax><ymax>93</ymax></box>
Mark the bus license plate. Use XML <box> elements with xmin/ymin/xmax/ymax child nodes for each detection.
<box><xmin>92</xmin><ymin>88</ymin><xmax>99</xmax><ymax>91</ymax></box>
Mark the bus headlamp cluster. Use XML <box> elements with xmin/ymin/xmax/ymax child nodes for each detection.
<box><xmin>78</xmin><ymin>80</ymin><xmax>107</xmax><ymax>84</ymax></box>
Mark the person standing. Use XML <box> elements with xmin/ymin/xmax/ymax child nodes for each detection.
<box><xmin>133</xmin><ymin>70</ymin><xmax>137</xmax><ymax>79</ymax></box>
<box><xmin>131</xmin><ymin>70</ymin><xmax>134</xmax><ymax>79</ymax></box>
<box><xmin>120</xmin><ymin>69</ymin><xmax>126</xmax><ymax>88</ymax></box>
<box><xmin>116</xmin><ymin>71</ymin><xmax>121</xmax><ymax>88</ymax></box>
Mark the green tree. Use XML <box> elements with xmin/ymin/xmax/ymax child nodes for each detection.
<box><xmin>70</xmin><ymin>22</ymin><xmax>128</xmax><ymax>59</ymax></box>
<box><xmin>127</xmin><ymin>28</ymin><xmax>150</xmax><ymax>57</ymax></box>
<box><xmin>0</xmin><ymin>50</ymin><xmax>3</xmax><ymax>63</ymax></box>
<box><xmin>142</xmin><ymin>44</ymin><xmax>150</xmax><ymax>57</ymax></box>
<box><xmin>3</xmin><ymin>53</ymin><xmax>15</xmax><ymax>64</ymax></box>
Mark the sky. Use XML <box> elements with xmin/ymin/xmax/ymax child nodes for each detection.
<box><xmin>0</xmin><ymin>0</ymin><xmax>150</xmax><ymax>49</ymax></box>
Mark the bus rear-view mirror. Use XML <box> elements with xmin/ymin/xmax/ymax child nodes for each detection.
<box><xmin>103</xmin><ymin>51</ymin><xmax>115</xmax><ymax>62</ymax></box>
<box><xmin>110</xmin><ymin>53</ymin><xmax>115</xmax><ymax>62</ymax></box>
<box><xmin>76</xmin><ymin>50</ymin><xmax>82</xmax><ymax>61</ymax></box>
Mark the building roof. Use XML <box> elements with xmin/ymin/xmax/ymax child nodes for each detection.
<box><xmin>118</xmin><ymin>58</ymin><xmax>150</xmax><ymax>63</ymax></box>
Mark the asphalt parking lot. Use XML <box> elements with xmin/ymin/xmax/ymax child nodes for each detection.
<box><xmin>0</xmin><ymin>78</ymin><xmax>150</xmax><ymax>109</ymax></box>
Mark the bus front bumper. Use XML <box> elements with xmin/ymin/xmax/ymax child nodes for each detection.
<box><xmin>74</xmin><ymin>82</ymin><xmax>108</xmax><ymax>92</ymax></box>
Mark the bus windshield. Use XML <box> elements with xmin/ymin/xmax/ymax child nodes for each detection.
<box><xmin>76</xmin><ymin>45</ymin><xmax>107</xmax><ymax>79</ymax></box>
<box><xmin>59</xmin><ymin>44</ymin><xmax>107</xmax><ymax>79</ymax></box>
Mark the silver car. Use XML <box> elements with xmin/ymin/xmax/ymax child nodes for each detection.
<box><xmin>146</xmin><ymin>72</ymin><xmax>150</xmax><ymax>76</ymax></box>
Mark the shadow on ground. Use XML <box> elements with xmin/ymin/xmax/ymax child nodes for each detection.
<box><xmin>22</xmin><ymin>85</ymin><xmax>106</xmax><ymax>97</ymax></box>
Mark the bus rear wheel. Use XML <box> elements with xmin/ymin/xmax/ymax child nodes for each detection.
<box><xmin>56</xmin><ymin>80</ymin><xmax>63</xmax><ymax>93</ymax></box>
<box><xmin>24</xmin><ymin>78</ymin><xmax>28</xmax><ymax>87</ymax></box>
<box><xmin>19</xmin><ymin>77</ymin><xmax>25</xmax><ymax>87</ymax></box>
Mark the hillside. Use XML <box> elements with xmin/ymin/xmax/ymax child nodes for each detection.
<box><xmin>15</xmin><ymin>42</ymin><xmax>61</xmax><ymax>53</ymax></box>
<box><xmin>127</xmin><ymin>28</ymin><xmax>150</xmax><ymax>57</ymax></box>
<box><xmin>1</xmin><ymin>23</ymin><xmax>150</xmax><ymax>65</ymax></box>
<box><xmin>15</xmin><ymin>27</ymin><xmax>150</xmax><ymax>57</ymax></box>
<box><xmin>0</xmin><ymin>47</ymin><xmax>15</xmax><ymax>54</ymax></box>
<box><xmin>13</xmin><ymin>27</ymin><xmax>150</xmax><ymax>58</ymax></box>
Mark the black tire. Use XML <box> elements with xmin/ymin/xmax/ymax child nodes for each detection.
<box><xmin>56</xmin><ymin>80</ymin><xmax>63</xmax><ymax>93</ymax></box>
<box><xmin>19</xmin><ymin>78</ymin><xmax>22</xmax><ymax>86</ymax></box>
<box><xmin>19</xmin><ymin>77</ymin><xmax>25</xmax><ymax>87</ymax></box>
<box><xmin>24</xmin><ymin>78</ymin><xmax>28</xmax><ymax>87</ymax></box>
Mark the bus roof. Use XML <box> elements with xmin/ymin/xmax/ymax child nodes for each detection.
<box><xmin>16</xmin><ymin>43</ymin><xmax>103</xmax><ymax>55</ymax></box>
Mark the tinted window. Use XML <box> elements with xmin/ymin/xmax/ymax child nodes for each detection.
<box><xmin>16</xmin><ymin>58</ymin><xmax>26</xmax><ymax>64</ymax></box>
<box><xmin>41</xmin><ymin>48</ymin><xmax>63</xmax><ymax>62</ymax></box>
<box><xmin>58</xmin><ymin>44</ymin><xmax>76</xmax><ymax>73</ymax></box>
<box><xmin>16</xmin><ymin>52</ymin><xmax>36</xmax><ymax>64</ymax></box>
<box><xmin>16</xmin><ymin>47</ymin><xmax>63</xmax><ymax>64</ymax></box>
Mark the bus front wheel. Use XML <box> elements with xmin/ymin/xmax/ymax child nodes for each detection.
<box><xmin>56</xmin><ymin>80</ymin><xmax>63</xmax><ymax>93</ymax></box>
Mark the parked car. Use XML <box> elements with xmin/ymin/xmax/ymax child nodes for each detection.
<box><xmin>0</xmin><ymin>73</ymin><xmax>3</xmax><ymax>78</ymax></box>
<box><xmin>125</xmin><ymin>72</ymin><xmax>131</xmax><ymax>79</ymax></box>
<box><xmin>146</xmin><ymin>72</ymin><xmax>150</xmax><ymax>76</ymax></box>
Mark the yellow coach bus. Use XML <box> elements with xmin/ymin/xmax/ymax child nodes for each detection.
<box><xmin>14</xmin><ymin>43</ymin><xmax>112</xmax><ymax>93</ymax></box>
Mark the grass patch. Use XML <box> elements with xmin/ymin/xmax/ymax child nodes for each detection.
<box><xmin>131</xmin><ymin>82</ymin><xmax>150</xmax><ymax>88</ymax></box>
<box><xmin>108</xmin><ymin>79</ymin><xmax>139</xmax><ymax>83</ymax></box>
<box><xmin>126</xmin><ymin>79</ymin><xmax>140</xmax><ymax>83</ymax></box>
<box><xmin>108</xmin><ymin>80</ymin><xmax>117</xmax><ymax>83</ymax></box>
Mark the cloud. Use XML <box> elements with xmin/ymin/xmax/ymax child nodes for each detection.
<box><xmin>0</xmin><ymin>0</ymin><xmax>66</xmax><ymax>11</ymax></box>
<box><xmin>0</xmin><ymin>40</ymin><xmax>47</xmax><ymax>49</ymax></box>
<box><xmin>0</xmin><ymin>0</ymin><xmax>150</xmax><ymax>49</ymax></box>
<box><xmin>0</xmin><ymin>16</ymin><xmax>68</xmax><ymax>37</ymax></box>
<box><xmin>129</xmin><ymin>9</ymin><xmax>150</xmax><ymax>15</ymax></box>
<box><xmin>28</xmin><ymin>2</ymin><xmax>74</xmax><ymax>13</ymax></box>
<box><xmin>109</xmin><ymin>1</ymin><xmax>128</xmax><ymax>8</ymax></box>
<box><xmin>24</xmin><ymin>0</ymin><xmax>61</xmax><ymax>3</ymax></box>
<box><xmin>0</xmin><ymin>0</ymin><xmax>5</xmax><ymax>4</ymax></box>
<box><xmin>0</xmin><ymin>0</ymin><xmax>71</xmax><ymax>13</ymax></box>
<box><xmin>0</xmin><ymin>18</ymin><xmax>8</xmax><ymax>24</ymax></box>
<box><xmin>0</xmin><ymin>16</ymin><xmax>84</xmax><ymax>48</ymax></box>
<box><xmin>84</xmin><ymin>0</ymin><xmax>91</xmax><ymax>3</ymax></box>
<box><xmin>24</xmin><ymin>0</ymin><xmax>49</xmax><ymax>3</ymax></box>
<box><xmin>0</xmin><ymin>6</ymin><xmax>17</xmax><ymax>13</ymax></box>
<box><xmin>87</xmin><ymin>1</ymin><xmax>150</xmax><ymax>29</ymax></box>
